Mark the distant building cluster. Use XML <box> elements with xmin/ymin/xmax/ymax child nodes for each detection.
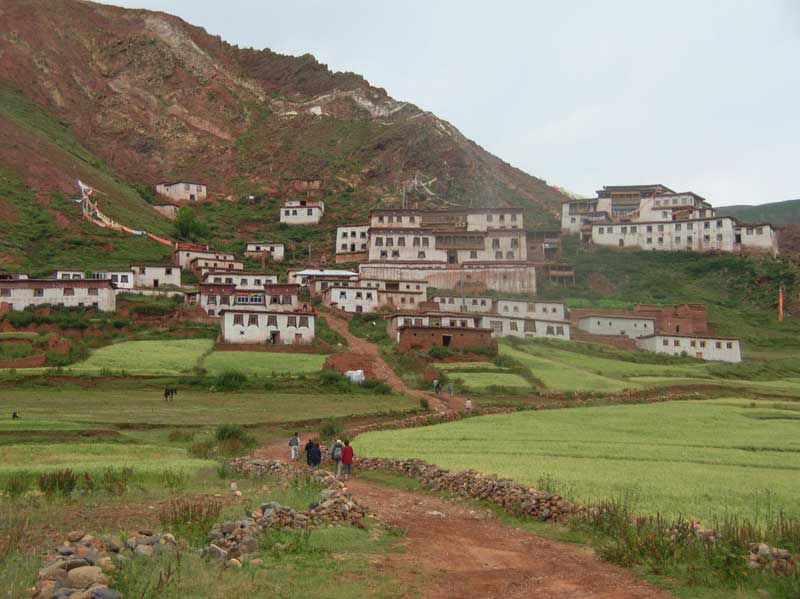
<box><xmin>561</xmin><ymin>184</ymin><xmax>778</xmax><ymax>256</ymax></box>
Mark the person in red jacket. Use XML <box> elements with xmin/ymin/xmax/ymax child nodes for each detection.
<box><xmin>341</xmin><ymin>440</ymin><xmax>355</xmax><ymax>479</ymax></box>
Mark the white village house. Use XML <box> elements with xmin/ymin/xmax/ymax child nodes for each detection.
<box><xmin>577</xmin><ymin>314</ymin><xmax>656</xmax><ymax>339</ymax></box>
<box><xmin>280</xmin><ymin>200</ymin><xmax>325</xmax><ymax>225</ymax></box>
<box><xmin>130</xmin><ymin>264</ymin><xmax>181</xmax><ymax>289</ymax></box>
<box><xmin>219</xmin><ymin>284</ymin><xmax>315</xmax><ymax>345</ymax></box>
<box><xmin>245</xmin><ymin>241</ymin><xmax>285</xmax><ymax>262</ymax></box>
<box><xmin>0</xmin><ymin>279</ymin><xmax>116</xmax><ymax>312</ymax></box>
<box><xmin>637</xmin><ymin>334</ymin><xmax>742</xmax><ymax>363</ymax></box>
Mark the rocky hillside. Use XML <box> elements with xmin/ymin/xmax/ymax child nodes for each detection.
<box><xmin>0</xmin><ymin>0</ymin><xmax>566</xmax><ymax>271</ymax></box>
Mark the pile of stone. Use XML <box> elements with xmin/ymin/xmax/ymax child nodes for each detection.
<box><xmin>32</xmin><ymin>529</ymin><xmax>176</xmax><ymax>599</ymax></box>
<box><xmin>207</xmin><ymin>458</ymin><xmax>369</xmax><ymax>565</ymax></box>
<box><xmin>747</xmin><ymin>543</ymin><xmax>795</xmax><ymax>572</ymax></box>
<box><xmin>357</xmin><ymin>457</ymin><xmax>577</xmax><ymax>521</ymax></box>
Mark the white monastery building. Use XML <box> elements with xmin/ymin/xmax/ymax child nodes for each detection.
<box><xmin>0</xmin><ymin>279</ymin><xmax>116</xmax><ymax>312</ymax></box>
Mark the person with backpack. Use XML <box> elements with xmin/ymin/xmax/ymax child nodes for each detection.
<box><xmin>341</xmin><ymin>440</ymin><xmax>354</xmax><ymax>479</ymax></box>
<box><xmin>289</xmin><ymin>432</ymin><xmax>300</xmax><ymax>461</ymax></box>
<box><xmin>331</xmin><ymin>439</ymin><xmax>344</xmax><ymax>476</ymax></box>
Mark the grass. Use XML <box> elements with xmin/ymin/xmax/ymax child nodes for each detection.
<box><xmin>67</xmin><ymin>339</ymin><xmax>213</xmax><ymax>375</ymax></box>
<box><xmin>355</xmin><ymin>398</ymin><xmax>800</xmax><ymax>522</ymax></box>
<box><xmin>0</xmin><ymin>385</ymin><xmax>418</xmax><ymax>425</ymax></box>
<box><xmin>204</xmin><ymin>351</ymin><xmax>327</xmax><ymax>377</ymax></box>
<box><xmin>0</xmin><ymin>443</ymin><xmax>209</xmax><ymax>475</ymax></box>
<box><xmin>447</xmin><ymin>371</ymin><xmax>531</xmax><ymax>391</ymax></box>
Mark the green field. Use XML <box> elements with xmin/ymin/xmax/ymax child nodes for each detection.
<box><xmin>204</xmin><ymin>351</ymin><xmax>327</xmax><ymax>377</ymax></box>
<box><xmin>0</xmin><ymin>443</ymin><xmax>209</xmax><ymax>475</ymax></box>
<box><xmin>69</xmin><ymin>339</ymin><xmax>213</xmax><ymax>375</ymax></box>
<box><xmin>447</xmin><ymin>371</ymin><xmax>530</xmax><ymax>391</ymax></box>
<box><xmin>0</xmin><ymin>386</ymin><xmax>417</xmax><ymax>426</ymax></box>
<box><xmin>355</xmin><ymin>398</ymin><xmax>800</xmax><ymax>521</ymax></box>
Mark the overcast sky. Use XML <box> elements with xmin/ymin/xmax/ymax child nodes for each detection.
<box><xmin>106</xmin><ymin>0</ymin><xmax>798</xmax><ymax>206</ymax></box>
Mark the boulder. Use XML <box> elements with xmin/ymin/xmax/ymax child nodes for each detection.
<box><xmin>67</xmin><ymin>566</ymin><xmax>108</xmax><ymax>589</ymax></box>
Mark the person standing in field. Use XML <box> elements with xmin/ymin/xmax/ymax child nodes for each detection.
<box><xmin>341</xmin><ymin>440</ymin><xmax>354</xmax><ymax>479</ymax></box>
<box><xmin>331</xmin><ymin>439</ymin><xmax>344</xmax><ymax>476</ymax></box>
<box><xmin>432</xmin><ymin>378</ymin><xmax>439</xmax><ymax>393</ymax></box>
<box><xmin>465</xmin><ymin>398</ymin><xmax>472</xmax><ymax>416</ymax></box>
<box><xmin>289</xmin><ymin>432</ymin><xmax>300</xmax><ymax>461</ymax></box>
<box><xmin>447</xmin><ymin>382</ymin><xmax>454</xmax><ymax>396</ymax></box>
<box><xmin>304</xmin><ymin>438</ymin><xmax>315</xmax><ymax>466</ymax></box>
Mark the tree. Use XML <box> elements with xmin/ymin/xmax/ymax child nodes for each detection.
<box><xmin>173</xmin><ymin>206</ymin><xmax>209</xmax><ymax>241</ymax></box>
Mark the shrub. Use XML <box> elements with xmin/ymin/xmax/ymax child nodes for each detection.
<box><xmin>427</xmin><ymin>346</ymin><xmax>454</xmax><ymax>360</ymax></box>
<box><xmin>159</xmin><ymin>498</ymin><xmax>221</xmax><ymax>546</ymax></box>
<box><xmin>100</xmin><ymin>467</ymin><xmax>133</xmax><ymax>495</ymax></box>
<box><xmin>214</xmin><ymin>370</ymin><xmax>247</xmax><ymax>390</ymax></box>
<box><xmin>167</xmin><ymin>430</ymin><xmax>195</xmax><ymax>443</ymax></box>
<box><xmin>3</xmin><ymin>472</ymin><xmax>33</xmax><ymax>499</ymax></box>
<box><xmin>320</xmin><ymin>417</ymin><xmax>344</xmax><ymax>442</ymax></box>
<box><xmin>189</xmin><ymin>439</ymin><xmax>215</xmax><ymax>459</ymax></box>
<box><xmin>159</xmin><ymin>468</ymin><xmax>190</xmax><ymax>491</ymax></box>
<box><xmin>38</xmin><ymin>469</ymin><xmax>77</xmax><ymax>497</ymax></box>
<box><xmin>215</xmin><ymin>424</ymin><xmax>247</xmax><ymax>442</ymax></box>
<box><xmin>78</xmin><ymin>472</ymin><xmax>96</xmax><ymax>495</ymax></box>
<box><xmin>360</xmin><ymin>379</ymin><xmax>392</xmax><ymax>394</ymax></box>
<box><xmin>419</xmin><ymin>398</ymin><xmax>430</xmax><ymax>411</ymax></box>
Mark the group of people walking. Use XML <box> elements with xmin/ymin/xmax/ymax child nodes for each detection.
<box><xmin>288</xmin><ymin>433</ymin><xmax>354</xmax><ymax>478</ymax></box>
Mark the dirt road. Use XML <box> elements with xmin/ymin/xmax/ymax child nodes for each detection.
<box><xmin>256</xmin><ymin>440</ymin><xmax>672</xmax><ymax>599</ymax></box>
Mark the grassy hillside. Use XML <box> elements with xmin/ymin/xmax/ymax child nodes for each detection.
<box><xmin>539</xmin><ymin>241</ymin><xmax>800</xmax><ymax>349</ymax></box>
<box><xmin>718</xmin><ymin>199</ymin><xmax>800</xmax><ymax>226</ymax></box>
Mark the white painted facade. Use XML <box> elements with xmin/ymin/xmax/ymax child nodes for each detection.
<box><xmin>0</xmin><ymin>281</ymin><xmax>116</xmax><ymax>312</ymax></box>
<box><xmin>190</xmin><ymin>258</ymin><xmax>244</xmax><ymax>273</ymax></box>
<box><xmin>368</xmin><ymin>229</ymin><xmax>527</xmax><ymax>263</ymax></box>
<box><xmin>637</xmin><ymin>335</ymin><xmax>742</xmax><ymax>363</ymax></box>
<box><xmin>432</xmin><ymin>296</ymin><xmax>494</xmax><ymax>313</ymax></box>
<box><xmin>336</xmin><ymin>226</ymin><xmax>369</xmax><ymax>255</ymax></box>
<box><xmin>155</xmin><ymin>182</ymin><xmax>207</xmax><ymax>202</ymax></box>
<box><xmin>289</xmin><ymin>269</ymin><xmax>358</xmax><ymax>287</ymax></box>
<box><xmin>483</xmin><ymin>316</ymin><xmax>571</xmax><ymax>340</ymax></box>
<box><xmin>325</xmin><ymin>286</ymin><xmax>381</xmax><ymax>314</ymax></box>
<box><xmin>173</xmin><ymin>249</ymin><xmax>235</xmax><ymax>269</ymax></box>
<box><xmin>130</xmin><ymin>265</ymin><xmax>181</xmax><ymax>289</ymax></box>
<box><xmin>280</xmin><ymin>200</ymin><xmax>324</xmax><ymax>225</ymax></box>
<box><xmin>55</xmin><ymin>270</ymin><xmax>85</xmax><ymax>280</ymax></box>
<box><xmin>203</xmin><ymin>271</ymin><xmax>278</xmax><ymax>290</ymax></box>
<box><xmin>90</xmin><ymin>270</ymin><xmax>134</xmax><ymax>290</ymax></box>
<box><xmin>591</xmin><ymin>218</ymin><xmax>777</xmax><ymax>255</ymax></box>
<box><xmin>220</xmin><ymin>307</ymin><xmax>315</xmax><ymax>345</ymax></box>
<box><xmin>577</xmin><ymin>315</ymin><xmax>655</xmax><ymax>339</ymax></box>
<box><xmin>245</xmin><ymin>241</ymin><xmax>285</xmax><ymax>261</ymax></box>
<box><xmin>495</xmin><ymin>299</ymin><xmax>566</xmax><ymax>321</ymax></box>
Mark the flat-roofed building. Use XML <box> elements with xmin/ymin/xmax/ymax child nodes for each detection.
<box><xmin>155</xmin><ymin>182</ymin><xmax>207</xmax><ymax>203</ymax></box>
<box><xmin>202</xmin><ymin>271</ymin><xmax>277</xmax><ymax>290</ymax></box>
<box><xmin>90</xmin><ymin>270</ymin><xmax>134</xmax><ymax>290</ymax></box>
<box><xmin>637</xmin><ymin>334</ymin><xmax>741</xmax><ymax>363</ymax></box>
<box><xmin>130</xmin><ymin>264</ymin><xmax>181</xmax><ymax>289</ymax></box>
<box><xmin>577</xmin><ymin>314</ymin><xmax>656</xmax><ymax>339</ymax></box>
<box><xmin>280</xmin><ymin>200</ymin><xmax>324</xmax><ymax>225</ymax></box>
<box><xmin>54</xmin><ymin>270</ymin><xmax>85</xmax><ymax>280</ymax></box>
<box><xmin>483</xmin><ymin>315</ymin><xmax>571</xmax><ymax>340</ymax></box>
<box><xmin>335</xmin><ymin>225</ymin><xmax>369</xmax><ymax>262</ymax></box>
<box><xmin>220</xmin><ymin>306</ymin><xmax>315</xmax><ymax>345</ymax></box>
<box><xmin>244</xmin><ymin>241</ymin><xmax>285</xmax><ymax>261</ymax></box>
<box><xmin>0</xmin><ymin>279</ymin><xmax>116</xmax><ymax>312</ymax></box>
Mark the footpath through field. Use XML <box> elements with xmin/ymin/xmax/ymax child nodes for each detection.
<box><xmin>322</xmin><ymin>310</ymin><xmax>454</xmax><ymax>412</ymax></box>
<box><xmin>255</xmin><ymin>439</ymin><xmax>673</xmax><ymax>599</ymax></box>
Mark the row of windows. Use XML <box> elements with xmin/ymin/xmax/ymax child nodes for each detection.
<box><xmin>376</xmin><ymin>215</ymin><xmax>416</xmax><ymax>224</ymax></box>
<box><xmin>339</xmin><ymin>230</ymin><xmax>368</xmax><ymax>238</ymax></box>
<box><xmin>595</xmin><ymin>320</ymin><xmax>649</xmax><ymax>328</ymax></box>
<box><xmin>284</xmin><ymin>209</ymin><xmax>315</xmax><ymax>216</ymax></box>
<box><xmin>211</xmin><ymin>277</ymin><xmax>266</xmax><ymax>286</ymax></box>
<box><xmin>502</xmin><ymin>304</ymin><xmax>559</xmax><ymax>314</ymax></box>
<box><xmin>340</xmin><ymin>243</ymin><xmax>368</xmax><ymax>251</ymax></box>
<box><xmin>661</xmin><ymin>338</ymin><xmax>733</xmax><ymax>349</ymax></box>
<box><xmin>232</xmin><ymin>314</ymin><xmax>310</xmax><ymax>328</ymax></box>
<box><xmin>654</xmin><ymin>197</ymin><xmax>693</xmax><ymax>207</ymax></box>
<box><xmin>1</xmin><ymin>288</ymin><xmax>100</xmax><ymax>297</ymax></box>
<box><xmin>374</xmin><ymin>236</ymin><xmax>430</xmax><ymax>247</ymax></box>
<box><xmin>339</xmin><ymin>291</ymin><xmax>375</xmax><ymax>301</ymax></box>
<box><xmin>490</xmin><ymin>320</ymin><xmax>566</xmax><ymax>335</ymax></box>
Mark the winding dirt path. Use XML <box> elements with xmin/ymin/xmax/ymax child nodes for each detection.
<box><xmin>255</xmin><ymin>440</ymin><xmax>673</xmax><ymax>599</ymax></box>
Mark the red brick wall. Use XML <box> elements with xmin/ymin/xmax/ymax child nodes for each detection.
<box><xmin>398</xmin><ymin>327</ymin><xmax>494</xmax><ymax>352</ymax></box>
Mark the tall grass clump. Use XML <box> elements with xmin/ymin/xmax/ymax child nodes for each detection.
<box><xmin>213</xmin><ymin>370</ymin><xmax>247</xmax><ymax>390</ymax></box>
<box><xmin>159</xmin><ymin>498</ymin><xmax>221</xmax><ymax>546</ymax></box>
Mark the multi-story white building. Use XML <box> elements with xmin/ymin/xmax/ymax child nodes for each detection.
<box><xmin>431</xmin><ymin>296</ymin><xmax>566</xmax><ymax>321</ymax></box>
<box><xmin>637</xmin><ymin>334</ymin><xmax>741</xmax><ymax>363</ymax></box>
<box><xmin>562</xmin><ymin>184</ymin><xmax>778</xmax><ymax>255</ymax></box>
<box><xmin>280</xmin><ymin>200</ymin><xmax>324</xmax><ymax>225</ymax></box>
<box><xmin>335</xmin><ymin>225</ymin><xmax>369</xmax><ymax>261</ymax></box>
<box><xmin>0</xmin><ymin>280</ymin><xmax>116</xmax><ymax>312</ymax></box>
<box><xmin>324</xmin><ymin>286</ymin><xmax>381</xmax><ymax>314</ymax></box>
<box><xmin>155</xmin><ymin>182</ymin><xmax>207</xmax><ymax>203</ymax></box>
<box><xmin>189</xmin><ymin>257</ymin><xmax>244</xmax><ymax>276</ymax></box>
<box><xmin>130</xmin><ymin>265</ymin><xmax>181</xmax><ymax>289</ymax></box>
<box><xmin>591</xmin><ymin>217</ymin><xmax>777</xmax><ymax>255</ymax></box>
<box><xmin>202</xmin><ymin>271</ymin><xmax>278</xmax><ymax>290</ymax></box>
<box><xmin>220</xmin><ymin>307</ymin><xmax>316</xmax><ymax>345</ymax></box>
<box><xmin>244</xmin><ymin>241</ymin><xmax>285</xmax><ymax>261</ymax></box>
<box><xmin>577</xmin><ymin>314</ymin><xmax>656</xmax><ymax>339</ymax></box>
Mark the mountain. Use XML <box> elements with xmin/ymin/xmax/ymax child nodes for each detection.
<box><xmin>717</xmin><ymin>199</ymin><xmax>800</xmax><ymax>226</ymax></box>
<box><xmin>0</xmin><ymin>0</ymin><xmax>567</xmax><ymax>272</ymax></box>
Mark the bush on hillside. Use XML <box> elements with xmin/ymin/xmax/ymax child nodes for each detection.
<box><xmin>214</xmin><ymin>370</ymin><xmax>247</xmax><ymax>390</ymax></box>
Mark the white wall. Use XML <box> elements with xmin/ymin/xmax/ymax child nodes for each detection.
<box><xmin>495</xmin><ymin>300</ymin><xmax>566</xmax><ymax>321</ymax></box>
<box><xmin>483</xmin><ymin>316</ymin><xmax>570</xmax><ymax>340</ymax></box>
<box><xmin>174</xmin><ymin>250</ymin><xmax>235</xmax><ymax>268</ymax></box>
<box><xmin>336</xmin><ymin>226</ymin><xmax>369</xmax><ymax>254</ymax></box>
<box><xmin>245</xmin><ymin>243</ymin><xmax>285</xmax><ymax>261</ymax></box>
<box><xmin>325</xmin><ymin>286</ymin><xmax>380</xmax><ymax>313</ymax></box>
<box><xmin>131</xmin><ymin>266</ymin><xmax>181</xmax><ymax>288</ymax></box>
<box><xmin>156</xmin><ymin>183</ymin><xmax>207</xmax><ymax>202</ymax></box>
<box><xmin>205</xmin><ymin>272</ymin><xmax>278</xmax><ymax>290</ymax></box>
<box><xmin>0</xmin><ymin>284</ymin><xmax>116</xmax><ymax>311</ymax></box>
<box><xmin>578</xmin><ymin>316</ymin><xmax>655</xmax><ymax>338</ymax></box>
<box><xmin>280</xmin><ymin>205</ymin><xmax>323</xmax><ymax>224</ymax></box>
<box><xmin>637</xmin><ymin>335</ymin><xmax>741</xmax><ymax>363</ymax></box>
<box><xmin>432</xmin><ymin>296</ymin><xmax>494</xmax><ymax>313</ymax></box>
<box><xmin>221</xmin><ymin>310</ymin><xmax>315</xmax><ymax>344</ymax></box>
<box><xmin>92</xmin><ymin>271</ymin><xmax>133</xmax><ymax>290</ymax></box>
<box><xmin>592</xmin><ymin>218</ymin><xmax>738</xmax><ymax>252</ymax></box>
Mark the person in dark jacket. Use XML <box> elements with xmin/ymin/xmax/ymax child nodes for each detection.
<box><xmin>304</xmin><ymin>439</ymin><xmax>315</xmax><ymax>466</ymax></box>
<box><xmin>309</xmin><ymin>442</ymin><xmax>322</xmax><ymax>468</ymax></box>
